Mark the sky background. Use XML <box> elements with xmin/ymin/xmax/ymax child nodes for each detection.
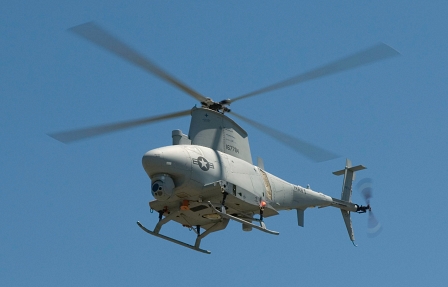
<box><xmin>2</xmin><ymin>1</ymin><xmax>448</xmax><ymax>286</ymax></box>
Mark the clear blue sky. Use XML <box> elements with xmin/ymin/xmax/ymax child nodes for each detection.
<box><xmin>2</xmin><ymin>1</ymin><xmax>447</xmax><ymax>286</ymax></box>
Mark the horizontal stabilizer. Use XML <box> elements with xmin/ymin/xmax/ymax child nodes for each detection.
<box><xmin>332</xmin><ymin>164</ymin><xmax>366</xmax><ymax>176</ymax></box>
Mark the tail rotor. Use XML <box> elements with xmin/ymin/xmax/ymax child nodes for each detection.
<box><xmin>357</xmin><ymin>178</ymin><xmax>382</xmax><ymax>238</ymax></box>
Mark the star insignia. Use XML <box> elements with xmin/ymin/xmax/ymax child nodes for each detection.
<box><xmin>193</xmin><ymin>156</ymin><xmax>214</xmax><ymax>171</ymax></box>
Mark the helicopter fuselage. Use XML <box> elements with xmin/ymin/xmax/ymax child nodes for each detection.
<box><xmin>142</xmin><ymin>144</ymin><xmax>342</xmax><ymax>225</ymax></box>
<box><xmin>137</xmin><ymin>108</ymin><xmax>364</xmax><ymax>252</ymax></box>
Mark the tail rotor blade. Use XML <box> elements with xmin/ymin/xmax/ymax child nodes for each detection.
<box><xmin>367</xmin><ymin>210</ymin><xmax>382</xmax><ymax>238</ymax></box>
<box><xmin>357</xmin><ymin>178</ymin><xmax>373</xmax><ymax>205</ymax></box>
<box><xmin>357</xmin><ymin>178</ymin><xmax>382</xmax><ymax>238</ymax></box>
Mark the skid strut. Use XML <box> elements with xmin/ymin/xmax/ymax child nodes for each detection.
<box><xmin>259</xmin><ymin>206</ymin><xmax>267</xmax><ymax>229</ymax></box>
<box><xmin>221</xmin><ymin>191</ymin><xmax>228</xmax><ymax>213</ymax></box>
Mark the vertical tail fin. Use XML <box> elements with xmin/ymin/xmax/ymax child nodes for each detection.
<box><xmin>333</xmin><ymin>159</ymin><xmax>366</xmax><ymax>245</ymax></box>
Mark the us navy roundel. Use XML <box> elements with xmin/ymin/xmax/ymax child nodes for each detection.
<box><xmin>193</xmin><ymin>156</ymin><xmax>214</xmax><ymax>171</ymax></box>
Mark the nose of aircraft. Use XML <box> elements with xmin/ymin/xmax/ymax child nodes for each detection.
<box><xmin>142</xmin><ymin>148</ymin><xmax>164</xmax><ymax>175</ymax></box>
<box><xmin>142</xmin><ymin>146</ymin><xmax>191</xmax><ymax>177</ymax></box>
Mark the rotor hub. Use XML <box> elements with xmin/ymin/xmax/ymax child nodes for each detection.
<box><xmin>201</xmin><ymin>98</ymin><xmax>231</xmax><ymax>113</ymax></box>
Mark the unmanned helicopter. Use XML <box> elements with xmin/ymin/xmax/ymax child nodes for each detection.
<box><xmin>49</xmin><ymin>22</ymin><xmax>397</xmax><ymax>254</ymax></box>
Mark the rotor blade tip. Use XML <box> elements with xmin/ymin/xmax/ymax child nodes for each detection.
<box><xmin>378</xmin><ymin>42</ymin><xmax>401</xmax><ymax>57</ymax></box>
<box><xmin>315</xmin><ymin>154</ymin><xmax>340</xmax><ymax>163</ymax></box>
<box><xmin>47</xmin><ymin>133</ymin><xmax>71</xmax><ymax>144</ymax></box>
<box><xmin>68</xmin><ymin>21</ymin><xmax>96</xmax><ymax>31</ymax></box>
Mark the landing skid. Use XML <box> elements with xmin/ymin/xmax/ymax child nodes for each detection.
<box><xmin>137</xmin><ymin>221</ymin><xmax>211</xmax><ymax>254</ymax></box>
<box><xmin>137</xmin><ymin>199</ymin><xmax>278</xmax><ymax>254</ymax></box>
<box><xmin>207</xmin><ymin>201</ymin><xmax>279</xmax><ymax>235</ymax></box>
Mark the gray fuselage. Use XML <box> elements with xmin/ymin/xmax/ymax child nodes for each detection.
<box><xmin>142</xmin><ymin>144</ymin><xmax>334</xmax><ymax>213</ymax></box>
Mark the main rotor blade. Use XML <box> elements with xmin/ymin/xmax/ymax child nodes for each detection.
<box><xmin>69</xmin><ymin>22</ymin><xmax>208</xmax><ymax>103</ymax></box>
<box><xmin>230</xmin><ymin>43</ymin><xmax>400</xmax><ymax>103</ymax></box>
<box><xmin>48</xmin><ymin>109</ymin><xmax>191</xmax><ymax>143</ymax></box>
<box><xmin>230</xmin><ymin>112</ymin><xmax>338</xmax><ymax>162</ymax></box>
